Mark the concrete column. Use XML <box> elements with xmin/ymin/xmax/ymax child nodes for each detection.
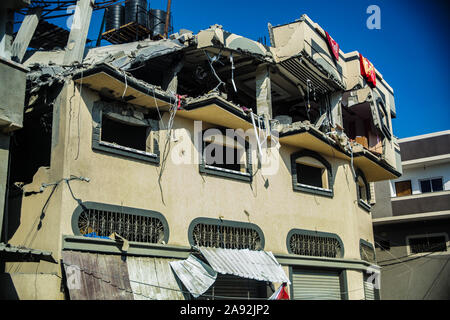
<box><xmin>63</xmin><ymin>0</ymin><xmax>95</xmax><ymax>65</ymax></box>
<box><xmin>0</xmin><ymin>8</ymin><xmax>14</xmax><ymax>60</ymax></box>
<box><xmin>255</xmin><ymin>64</ymin><xmax>272</xmax><ymax>119</ymax></box>
<box><xmin>0</xmin><ymin>133</ymin><xmax>10</xmax><ymax>242</ymax></box>
<box><xmin>162</xmin><ymin>59</ymin><xmax>184</xmax><ymax>94</ymax></box>
<box><xmin>11</xmin><ymin>7</ymin><xmax>42</xmax><ymax>63</ymax></box>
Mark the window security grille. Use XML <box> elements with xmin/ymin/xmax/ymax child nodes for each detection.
<box><xmin>409</xmin><ymin>236</ymin><xmax>447</xmax><ymax>254</ymax></box>
<box><xmin>192</xmin><ymin>223</ymin><xmax>262</xmax><ymax>250</ymax></box>
<box><xmin>77</xmin><ymin>209</ymin><xmax>165</xmax><ymax>244</ymax></box>
<box><xmin>289</xmin><ymin>234</ymin><xmax>342</xmax><ymax>258</ymax></box>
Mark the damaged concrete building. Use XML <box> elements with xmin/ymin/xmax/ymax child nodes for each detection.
<box><xmin>1</xmin><ymin>1</ymin><xmax>402</xmax><ymax>300</ymax></box>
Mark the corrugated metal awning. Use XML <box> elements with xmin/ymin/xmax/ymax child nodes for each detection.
<box><xmin>198</xmin><ymin>247</ymin><xmax>290</xmax><ymax>284</ymax></box>
<box><xmin>127</xmin><ymin>256</ymin><xmax>186</xmax><ymax>300</ymax></box>
<box><xmin>169</xmin><ymin>255</ymin><xmax>217</xmax><ymax>298</ymax></box>
<box><xmin>62</xmin><ymin>251</ymin><xmax>134</xmax><ymax>300</ymax></box>
<box><xmin>62</xmin><ymin>251</ymin><xmax>187</xmax><ymax>300</ymax></box>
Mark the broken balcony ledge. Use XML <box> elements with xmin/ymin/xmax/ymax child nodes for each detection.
<box><xmin>27</xmin><ymin>62</ymin><xmax>176</xmax><ymax>109</ymax></box>
<box><xmin>177</xmin><ymin>92</ymin><xmax>254</xmax><ymax>131</ymax></box>
<box><xmin>71</xmin><ymin>62</ymin><xmax>177</xmax><ymax>109</ymax></box>
<box><xmin>278</xmin><ymin>121</ymin><xmax>350</xmax><ymax>158</ymax></box>
<box><xmin>278</xmin><ymin>121</ymin><xmax>401</xmax><ymax>181</ymax></box>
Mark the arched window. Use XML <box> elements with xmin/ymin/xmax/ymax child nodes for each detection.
<box><xmin>188</xmin><ymin>218</ymin><xmax>264</xmax><ymax>250</ymax></box>
<box><xmin>287</xmin><ymin>229</ymin><xmax>344</xmax><ymax>258</ymax></box>
<box><xmin>356</xmin><ymin>170</ymin><xmax>371</xmax><ymax>212</ymax></box>
<box><xmin>291</xmin><ymin>150</ymin><xmax>334</xmax><ymax>197</ymax></box>
<box><xmin>72</xmin><ymin>202</ymin><xmax>169</xmax><ymax>244</ymax></box>
<box><xmin>360</xmin><ymin>240</ymin><xmax>376</xmax><ymax>263</ymax></box>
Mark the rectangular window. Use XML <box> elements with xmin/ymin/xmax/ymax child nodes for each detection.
<box><xmin>395</xmin><ymin>180</ymin><xmax>412</xmax><ymax>197</ymax></box>
<box><xmin>92</xmin><ymin>101</ymin><xmax>160</xmax><ymax>164</ymax></box>
<box><xmin>408</xmin><ymin>235</ymin><xmax>447</xmax><ymax>254</ymax></box>
<box><xmin>200</xmin><ymin>129</ymin><xmax>252</xmax><ymax>182</ymax></box>
<box><xmin>296</xmin><ymin>163</ymin><xmax>323</xmax><ymax>188</ymax></box>
<box><xmin>101</xmin><ymin>115</ymin><xmax>148</xmax><ymax>152</ymax></box>
<box><xmin>420</xmin><ymin>178</ymin><xmax>443</xmax><ymax>194</ymax></box>
<box><xmin>432</xmin><ymin>178</ymin><xmax>444</xmax><ymax>192</ymax></box>
<box><xmin>204</xmin><ymin>142</ymin><xmax>242</xmax><ymax>172</ymax></box>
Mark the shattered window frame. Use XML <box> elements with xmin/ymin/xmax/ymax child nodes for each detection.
<box><xmin>199</xmin><ymin>127</ymin><xmax>253</xmax><ymax>182</ymax></box>
<box><xmin>290</xmin><ymin>149</ymin><xmax>334</xmax><ymax>198</ymax></box>
<box><xmin>91</xmin><ymin>100</ymin><xmax>160</xmax><ymax>164</ymax></box>
<box><xmin>355</xmin><ymin>169</ymin><xmax>371</xmax><ymax>212</ymax></box>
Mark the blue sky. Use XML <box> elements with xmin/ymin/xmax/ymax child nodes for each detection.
<box><xmin>40</xmin><ymin>0</ymin><xmax>450</xmax><ymax>138</ymax></box>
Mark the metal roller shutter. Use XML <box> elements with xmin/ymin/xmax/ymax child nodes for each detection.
<box><xmin>364</xmin><ymin>275</ymin><xmax>376</xmax><ymax>300</ymax></box>
<box><xmin>198</xmin><ymin>274</ymin><xmax>267</xmax><ymax>300</ymax></box>
<box><xmin>292</xmin><ymin>268</ymin><xmax>342</xmax><ymax>300</ymax></box>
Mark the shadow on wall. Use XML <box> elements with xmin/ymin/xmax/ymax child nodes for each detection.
<box><xmin>380</xmin><ymin>254</ymin><xmax>450</xmax><ymax>300</ymax></box>
<box><xmin>0</xmin><ymin>273</ymin><xmax>20</xmax><ymax>300</ymax></box>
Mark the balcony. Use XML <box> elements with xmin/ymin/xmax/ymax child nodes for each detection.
<box><xmin>391</xmin><ymin>190</ymin><xmax>450</xmax><ymax>217</ymax></box>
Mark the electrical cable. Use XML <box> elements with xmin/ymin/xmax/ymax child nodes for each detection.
<box><xmin>377</xmin><ymin>243</ymin><xmax>450</xmax><ymax>267</ymax></box>
<box><xmin>204</xmin><ymin>50</ymin><xmax>225</xmax><ymax>92</ymax></box>
<box><xmin>7</xmin><ymin>176</ymin><xmax>90</xmax><ymax>274</ymax></box>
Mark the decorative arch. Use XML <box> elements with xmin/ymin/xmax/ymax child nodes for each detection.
<box><xmin>72</xmin><ymin>202</ymin><xmax>169</xmax><ymax>244</ymax></box>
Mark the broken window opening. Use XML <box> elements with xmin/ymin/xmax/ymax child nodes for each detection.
<box><xmin>356</xmin><ymin>170</ymin><xmax>371</xmax><ymax>211</ymax></box>
<box><xmin>342</xmin><ymin>105</ymin><xmax>383</xmax><ymax>155</ymax></box>
<box><xmin>200</xmin><ymin>127</ymin><xmax>252</xmax><ymax>182</ymax></box>
<box><xmin>101</xmin><ymin>115</ymin><xmax>148</xmax><ymax>152</ymax></box>
<box><xmin>92</xmin><ymin>101</ymin><xmax>160</xmax><ymax>163</ymax></box>
<box><xmin>204</xmin><ymin>142</ymin><xmax>243</xmax><ymax>172</ymax></box>
<box><xmin>358</xmin><ymin>177</ymin><xmax>368</xmax><ymax>202</ymax></box>
<box><xmin>9</xmin><ymin>104</ymin><xmax>53</xmax><ymax>186</ymax></box>
<box><xmin>291</xmin><ymin>150</ymin><xmax>333</xmax><ymax>197</ymax></box>
<box><xmin>273</xmin><ymin>92</ymin><xmax>333</xmax><ymax>133</ymax></box>
<box><xmin>296</xmin><ymin>163</ymin><xmax>325</xmax><ymax>189</ymax></box>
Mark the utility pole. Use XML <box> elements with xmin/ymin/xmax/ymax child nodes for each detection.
<box><xmin>164</xmin><ymin>0</ymin><xmax>172</xmax><ymax>38</ymax></box>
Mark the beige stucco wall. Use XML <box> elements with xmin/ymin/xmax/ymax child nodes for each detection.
<box><xmin>6</xmin><ymin>81</ymin><xmax>376</xmax><ymax>299</ymax></box>
<box><xmin>0</xmin><ymin>272</ymin><xmax>64</xmax><ymax>300</ymax></box>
